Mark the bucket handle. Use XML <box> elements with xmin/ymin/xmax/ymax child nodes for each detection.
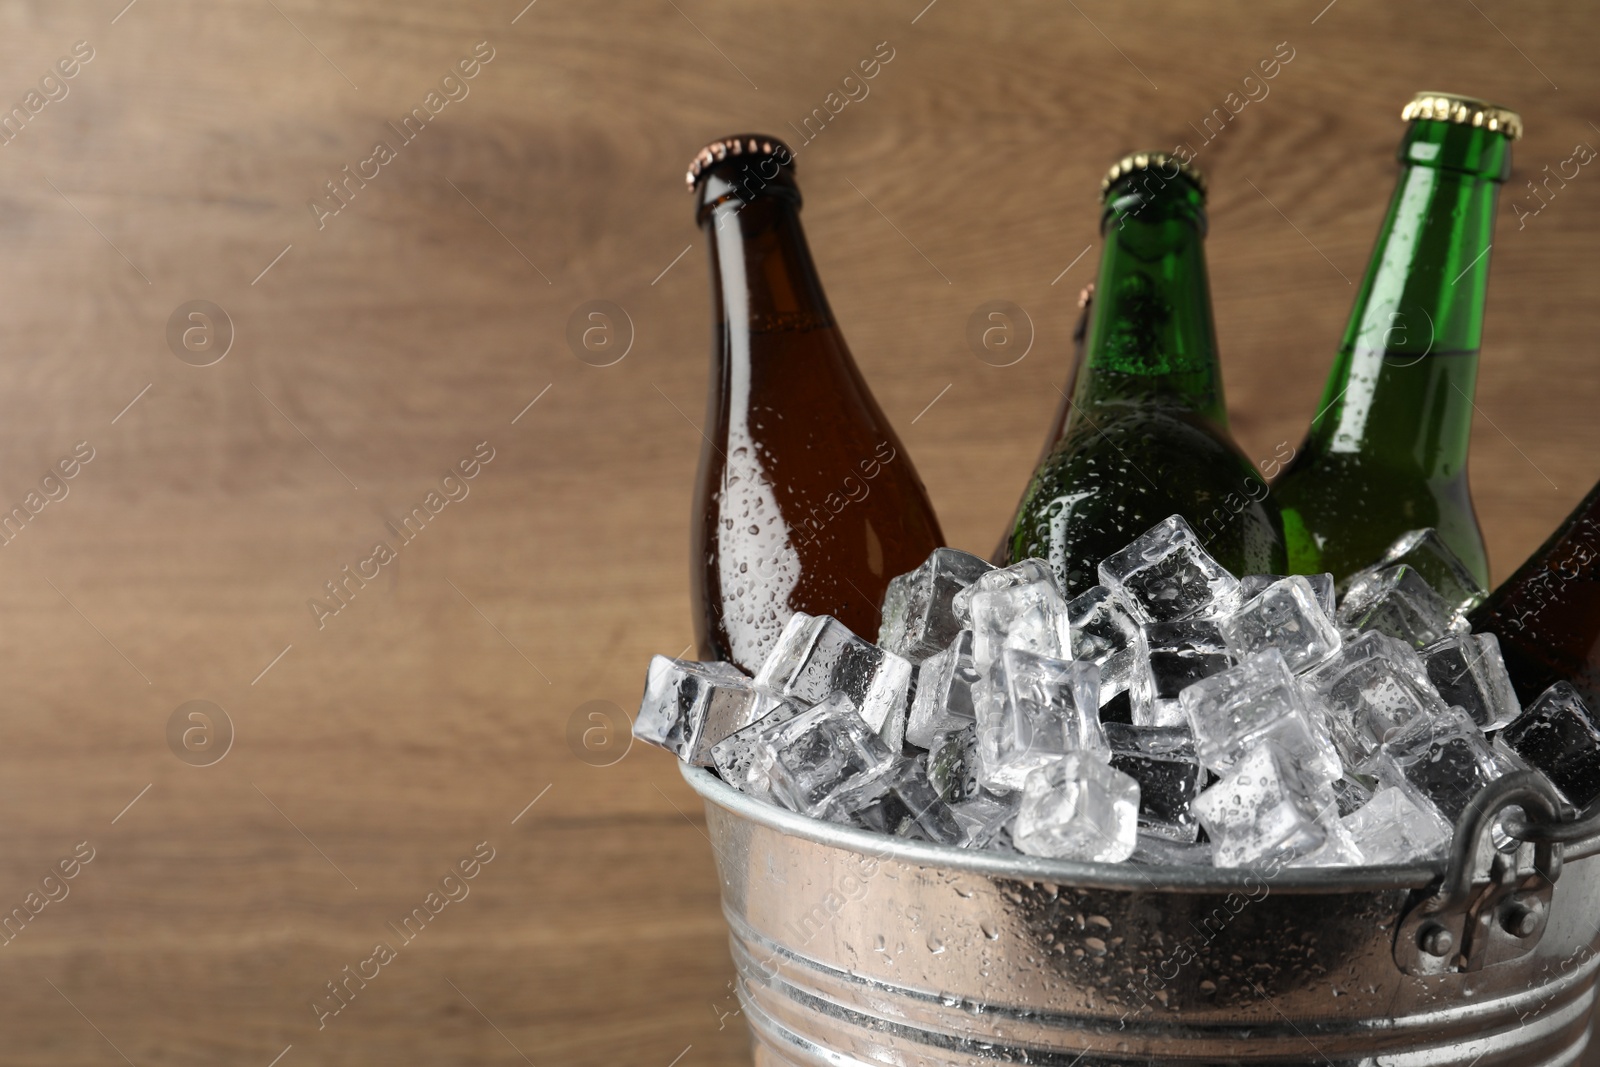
<box><xmin>1504</xmin><ymin>794</ymin><xmax>1600</xmax><ymax>858</ymax></box>
<box><xmin>1393</xmin><ymin>772</ymin><xmax>1564</xmax><ymax>975</ymax></box>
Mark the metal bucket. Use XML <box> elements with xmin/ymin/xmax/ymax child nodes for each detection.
<box><xmin>684</xmin><ymin>764</ymin><xmax>1600</xmax><ymax>1066</ymax></box>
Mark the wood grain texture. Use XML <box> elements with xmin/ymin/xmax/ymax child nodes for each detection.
<box><xmin>0</xmin><ymin>2</ymin><xmax>1593</xmax><ymax>1063</ymax></box>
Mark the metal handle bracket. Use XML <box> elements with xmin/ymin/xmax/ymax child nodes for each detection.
<box><xmin>1393</xmin><ymin>773</ymin><xmax>1565</xmax><ymax>976</ymax></box>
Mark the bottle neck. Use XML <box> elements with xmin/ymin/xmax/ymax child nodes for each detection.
<box><xmin>1074</xmin><ymin>178</ymin><xmax>1227</xmax><ymax>427</ymax></box>
<box><xmin>1304</xmin><ymin>120</ymin><xmax>1510</xmax><ymax>475</ymax></box>
<box><xmin>700</xmin><ymin>185</ymin><xmax>835</xmax><ymax>343</ymax></box>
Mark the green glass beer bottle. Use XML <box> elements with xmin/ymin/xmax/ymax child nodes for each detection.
<box><xmin>1007</xmin><ymin>153</ymin><xmax>1286</xmax><ymax>595</ymax></box>
<box><xmin>687</xmin><ymin>135</ymin><xmax>945</xmax><ymax>674</ymax></box>
<box><xmin>992</xmin><ymin>284</ymin><xmax>1094</xmax><ymax>565</ymax></box>
<box><xmin>1467</xmin><ymin>476</ymin><xmax>1600</xmax><ymax>708</ymax></box>
<box><xmin>1272</xmin><ymin>92</ymin><xmax>1523</xmax><ymax>587</ymax></box>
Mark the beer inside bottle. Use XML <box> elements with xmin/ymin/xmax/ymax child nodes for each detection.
<box><xmin>1007</xmin><ymin>153</ymin><xmax>1286</xmax><ymax>595</ymax></box>
<box><xmin>1468</xmin><ymin>477</ymin><xmax>1600</xmax><ymax>708</ymax></box>
<box><xmin>1273</xmin><ymin>92</ymin><xmax>1523</xmax><ymax>587</ymax></box>
<box><xmin>687</xmin><ymin>135</ymin><xmax>945</xmax><ymax>673</ymax></box>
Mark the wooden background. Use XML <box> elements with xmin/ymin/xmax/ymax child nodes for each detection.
<box><xmin>0</xmin><ymin>1</ymin><xmax>1594</xmax><ymax>1064</ymax></box>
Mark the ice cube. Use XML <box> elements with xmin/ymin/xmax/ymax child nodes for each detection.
<box><xmin>928</xmin><ymin>723</ymin><xmax>984</xmax><ymax>802</ymax></box>
<box><xmin>1303</xmin><ymin>631</ymin><xmax>1448</xmax><ymax>768</ymax></box>
<box><xmin>1098</xmin><ymin>515</ymin><xmax>1241</xmax><ymax>624</ymax></box>
<box><xmin>1340</xmin><ymin>784</ymin><xmax>1453</xmax><ymax>865</ymax></box>
<box><xmin>1131</xmin><ymin>834</ymin><xmax>1214</xmax><ymax>866</ymax></box>
<box><xmin>1219</xmin><ymin>575</ymin><xmax>1342</xmax><ymax>674</ymax></box>
<box><xmin>952</xmin><ymin>557</ymin><xmax>1056</xmax><ymax>623</ymax></box>
<box><xmin>1067</xmin><ymin>584</ymin><xmax>1141</xmax><ymax>704</ymax></box>
<box><xmin>905</xmin><ymin>631</ymin><xmax>980</xmax><ymax>749</ymax></box>
<box><xmin>1104</xmin><ymin>722</ymin><xmax>1204</xmax><ymax>843</ymax></box>
<box><xmin>1240</xmin><ymin>573</ymin><xmax>1336</xmax><ymax>617</ymax></box>
<box><xmin>709</xmin><ymin>693</ymin><xmax>807</xmax><ymax>796</ymax></box>
<box><xmin>1497</xmin><ymin>682</ymin><xmax>1600</xmax><ymax>808</ymax></box>
<box><xmin>1013</xmin><ymin>754</ymin><xmax>1140</xmax><ymax>862</ymax></box>
<box><xmin>950</xmin><ymin>793</ymin><xmax>1019</xmax><ymax>849</ymax></box>
<box><xmin>1289</xmin><ymin>801</ymin><xmax>1367</xmax><ymax>868</ymax></box>
<box><xmin>850</xmin><ymin>757</ymin><xmax>964</xmax><ymax>844</ymax></box>
<box><xmin>1191</xmin><ymin>744</ymin><xmax>1329</xmax><ymax>868</ymax></box>
<box><xmin>763</xmin><ymin>692</ymin><xmax>898</xmax><ymax>818</ymax></box>
<box><xmin>977</xmin><ymin>649</ymin><xmax>1105</xmax><ymax>792</ymax></box>
<box><xmin>755</xmin><ymin>613</ymin><xmax>914</xmax><ymax>748</ymax></box>
<box><xmin>1179</xmin><ymin>648</ymin><xmax>1342</xmax><ymax>786</ymax></box>
<box><xmin>1346</xmin><ymin>528</ymin><xmax>1486</xmax><ymax>617</ymax></box>
<box><xmin>965</xmin><ymin>567</ymin><xmax>1073</xmax><ymax>676</ymax></box>
<box><xmin>1372</xmin><ymin>705</ymin><xmax>1510</xmax><ymax>823</ymax></box>
<box><xmin>1130</xmin><ymin>618</ymin><xmax>1235</xmax><ymax>727</ymax></box>
<box><xmin>1337</xmin><ymin>565</ymin><xmax>1454</xmax><ymax>648</ymax></box>
<box><xmin>1332</xmin><ymin>772</ymin><xmax>1376</xmax><ymax>817</ymax></box>
<box><xmin>878</xmin><ymin>548</ymin><xmax>994</xmax><ymax>662</ymax></box>
<box><xmin>634</xmin><ymin>656</ymin><xmax>762</xmax><ymax>766</ymax></box>
<box><xmin>1421</xmin><ymin>632</ymin><xmax>1521</xmax><ymax>731</ymax></box>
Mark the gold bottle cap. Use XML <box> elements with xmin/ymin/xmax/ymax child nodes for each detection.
<box><xmin>1101</xmin><ymin>152</ymin><xmax>1206</xmax><ymax>199</ymax></box>
<box><xmin>1402</xmin><ymin>92</ymin><xmax>1522</xmax><ymax>140</ymax></box>
<box><xmin>686</xmin><ymin>134</ymin><xmax>796</xmax><ymax>192</ymax></box>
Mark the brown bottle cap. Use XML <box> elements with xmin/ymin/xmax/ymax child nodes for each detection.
<box><xmin>1101</xmin><ymin>152</ymin><xmax>1206</xmax><ymax>200</ymax></box>
<box><xmin>686</xmin><ymin>134</ymin><xmax>796</xmax><ymax>192</ymax></box>
<box><xmin>1402</xmin><ymin>92</ymin><xmax>1522</xmax><ymax>140</ymax></box>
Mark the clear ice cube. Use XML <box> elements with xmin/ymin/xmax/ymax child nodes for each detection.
<box><xmin>928</xmin><ymin>723</ymin><xmax>984</xmax><ymax>802</ymax></box>
<box><xmin>952</xmin><ymin>557</ymin><xmax>1056</xmax><ymax>623</ymax></box>
<box><xmin>1104</xmin><ymin>722</ymin><xmax>1204</xmax><ymax>843</ymax></box>
<box><xmin>1191</xmin><ymin>744</ymin><xmax>1329</xmax><ymax>868</ymax></box>
<box><xmin>634</xmin><ymin>656</ymin><xmax>761</xmax><ymax>766</ymax></box>
<box><xmin>1346</xmin><ymin>528</ymin><xmax>1486</xmax><ymax>617</ymax></box>
<box><xmin>977</xmin><ymin>649</ymin><xmax>1105</xmax><ymax>792</ymax></box>
<box><xmin>1290</xmin><ymin>811</ymin><xmax>1366</xmax><ymax>868</ymax></box>
<box><xmin>1131</xmin><ymin>834</ymin><xmax>1214</xmax><ymax>866</ymax></box>
<box><xmin>850</xmin><ymin>756</ymin><xmax>964</xmax><ymax>844</ymax></box>
<box><xmin>1130</xmin><ymin>618</ymin><xmax>1235</xmax><ymax>728</ymax></box>
<box><xmin>1340</xmin><ymin>784</ymin><xmax>1453</xmax><ymax>865</ymax></box>
<box><xmin>1067</xmin><ymin>584</ymin><xmax>1141</xmax><ymax>705</ymax></box>
<box><xmin>755</xmin><ymin>613</ymin><xmax>914</xmax><ymax>748</ymax></box>
<box><xmin>709</xmin><ymin>693</ymin><xmax>807</xmax><ymax>796</ymax></box>
<box><xmin>1303</xmin><ymin>631</ymin><xmax>1448</xmax><ymax>768</ymax></box>
<box><xmin>1421</xmin><ymin>632</ymin><xmax>1521</xmax><ymax>731</ymax></box>
<box><xmin>905</xmin><ymin>630</ymin><xmax>980</xmax><ymax>749</ymax></box>
<box><xmin>1337</xmin><ymin>565</ymin><xmax>1454</xmax><ymax>648</ymax></box>
<box><xmin>950</xmin><ymin>793</ymin><xmax>1019</xmax><ymax>849</ymax></box>
<box><xmin>1498</xmin><ymin>681</ymin><xmax>1600</xmax><ymax>808</ymax></box>
<box><xmin>1013</xmin><ymin>754</ymin><xmax>1140</xmax><ymax>862</ymax></box>
<box><xmin>762</xmin><ymin>692</ymin><xmax>898</xmax><ymax>818</ymax></box>
<box><xmin>1219</xmin><ymin>575</ymin><xmax>1342</xmax><ymax>674</ymax></box>
<box><xmin>1098</xmin><ymin>515</ymin><xmax>1241</xmax><ymax>624</ymax></box>
<box><xmin>965</xmin><ymin>567</ymin><xmax>1073</xmax><ymax>676</ymax></box>
<box><xmin>1372</xmin><ymin>704</ymin><xmax>1509</xmax><ymax>824</ymax></box>
<box><xmin>1179</xmin><ymin>648</ymin><xmax>1342</xmax><ymax>786</ymax></box>
<box><xmin>1332</xmin><ymin>771</ymin><xmax>1376</xmax><ymax>817</ymax></box>
<box><xmin>1240</xmin><ymin>573</ymin><xmax>1336</xmax><ymax>618</ymax></box>
<box><xmin>878</xmin><ymin>548</ymin><xmax>994</xmax><ymax>662</ymax></box>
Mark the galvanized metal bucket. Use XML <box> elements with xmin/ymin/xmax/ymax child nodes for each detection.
<box><xmin>684</xmin><ymin>764</ymin><xmax>1600</xmax><ymax>1066</ymax></box>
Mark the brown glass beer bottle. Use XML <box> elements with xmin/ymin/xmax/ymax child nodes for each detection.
<box><xmin>1467</xmin><ymin>477</ymin><xmax>1600</xmax><ymax>708</ymax></box>
<box><xmin>687</xmin><ymin>135</ymin><xmax>945</xmax><ymax>674</ymax></box>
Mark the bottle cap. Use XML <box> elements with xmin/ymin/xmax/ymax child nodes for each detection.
<box><xmin>1402</xmin><ymin>92</ymin><xmax>1522</xmax><ymax>140</ymax></box>
<box><xmin>686</xmin><ymin>134</ymin><xmax>796</xmax><ymax>192</ymax></box>
<box><xmin>1101</xmin><ymin>152</ymin><xmax>1206</xmax><ymax>200</ymax></box>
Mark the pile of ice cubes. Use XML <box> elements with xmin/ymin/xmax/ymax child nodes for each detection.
<box><xmin>633</xmin><ymin>517</ymin><xmax>1600</xmax><ymax>869</ymax></box>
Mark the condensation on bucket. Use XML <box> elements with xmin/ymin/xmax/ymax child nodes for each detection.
<box><xmin>683</xmin><ymin>765</ymin><xmax>1600</xmax><ymax>1066</ymax></box>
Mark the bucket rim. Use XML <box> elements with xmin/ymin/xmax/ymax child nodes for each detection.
<box><xmin>681</xmin><ymin>764</ymin><xmax>1444</xmax><ymax>893</ymax></box>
